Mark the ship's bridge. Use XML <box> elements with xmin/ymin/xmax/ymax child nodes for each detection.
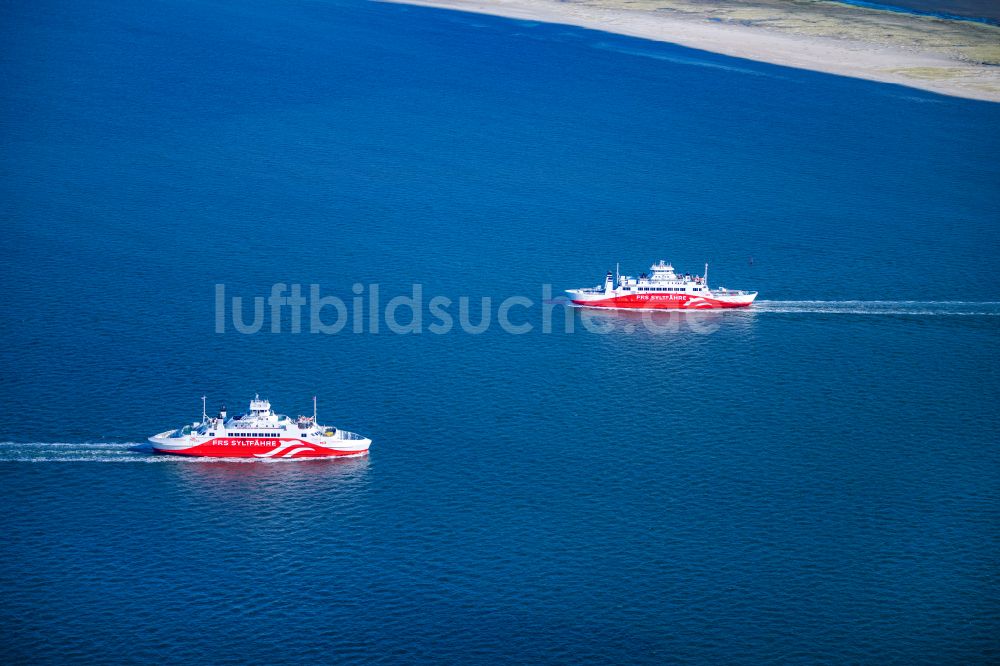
<box><xmin>649</xmin><ymin>260</ymin><xmax>677</xmax><ymax>282</ymax></box>
<box><xmin>222</xmin><ymin>394</ymin><xmax>283</xmax><ymax>429</ymax></box>
<box><xmin>249</xmin><ymin>394</ymin><xmax>272</xmax><ymax>414</ymax></box>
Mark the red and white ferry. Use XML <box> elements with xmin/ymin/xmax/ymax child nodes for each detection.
<box><xmin>149</xmin><ymin>395</ymin><xmax>371</xmax><ymax>459</ymax></box>
<box><xmin>566</xmin><ymin>260</ymin><xmax>757</xmax><ymax>309</ymax></box>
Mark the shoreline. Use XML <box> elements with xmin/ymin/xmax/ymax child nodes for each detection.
<box><xmin>381</xmin><ymin>0</ymin><xmax>1000</xmax><ymax>102</ymax></box>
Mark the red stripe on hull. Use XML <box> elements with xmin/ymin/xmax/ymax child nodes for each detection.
<box><xmin>571</xmin><ymin>294</ymin><xmax>752</xmax><ymax>309</ymax></box>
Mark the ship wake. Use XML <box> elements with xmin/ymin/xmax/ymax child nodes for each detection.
<box><xmin>753</xmin><ymin>301</ymin><xmax>1000</xmax><ymax>316</ymax></box>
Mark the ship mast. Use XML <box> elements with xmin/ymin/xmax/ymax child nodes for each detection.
<box><xmin>201</xmin><ymin>395</ymin><xmax>207</xmax><ymax>424</ymax></box>
<box><xmin>704</xmin><ymin>262</ymin><xmax>709</xmax><ymax>288</ymax></box>
<box><xmin>313</xmin><ymin>395</ymin><xmax>317</xmax><ymax>423</ymax></box>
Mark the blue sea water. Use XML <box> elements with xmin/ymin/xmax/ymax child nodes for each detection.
<box><xmin>835</xmin><ymin>0</ymin><xmax>1000</xmax><ymax>23</ymax></box>
<box><xmin>835</xmin><ymin>0</ymin><xmax>1000</xmax><ymax>24</ymax></box>
<box><xmin>1</xmin><ymin>0</ymin><xmax>999</xmax><ymax>662</ymax></box>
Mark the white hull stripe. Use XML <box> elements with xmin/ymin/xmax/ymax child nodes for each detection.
<box><xmin>281</xmin><ymin>446</ymin><xmax>315</xmax><ymax>458</ymax></box>
<box><xmin>253</xmin><ymin>441</ymin><xmax>307</xmax><ymax>458</ymax></box>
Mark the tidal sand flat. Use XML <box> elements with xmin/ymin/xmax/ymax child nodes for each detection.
<box><xmin>383</xmin><ymin>0</ymin><xmax>1000</xmax><ymax>101</ymax></box>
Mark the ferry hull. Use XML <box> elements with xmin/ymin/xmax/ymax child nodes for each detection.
<box><xmin>566</xmin><ymin>292</ymin><xmax>756</xmax><ymax>310</ymax></box>
<box><xmin>149</xmin><ymin>436</ymin><xmax>370</xmax><ymax>459</ymax></box>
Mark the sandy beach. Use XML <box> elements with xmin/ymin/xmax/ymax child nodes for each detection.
<box><xmin>381</xmin><ymin>0</ymin><xmax>1000</xmax><ymax>102</ymax></box>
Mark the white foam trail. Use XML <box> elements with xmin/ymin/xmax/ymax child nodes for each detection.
<box><xmin>753</xmin><ymin>301</ymin><xmax>1000</xmax><ymax>315</ymax></box>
